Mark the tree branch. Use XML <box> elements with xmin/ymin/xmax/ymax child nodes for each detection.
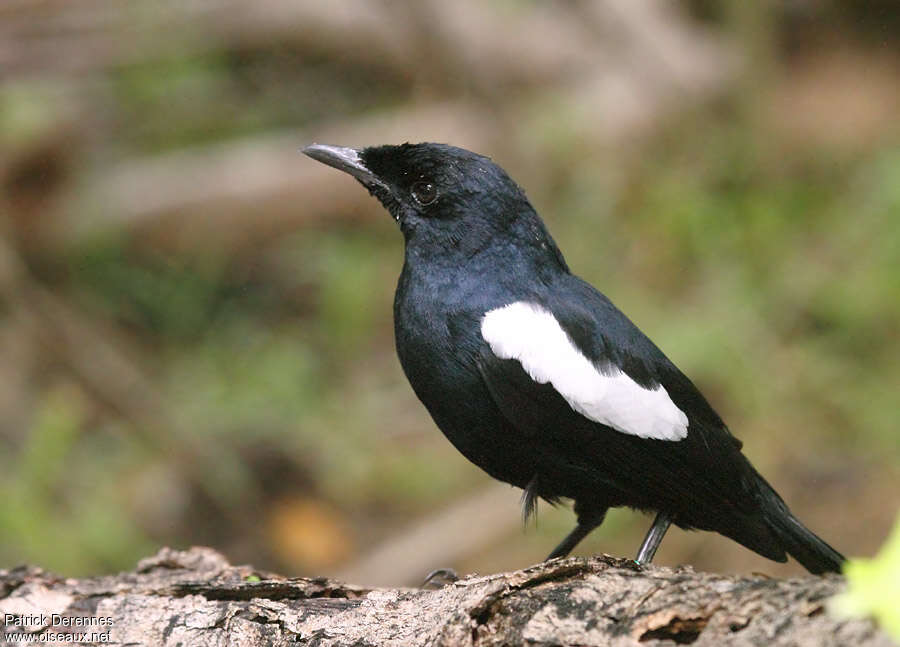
<box><xmin>0</xmin><ymin>547</ymin><xmax>891</xmax><ymax>646</ymax></box>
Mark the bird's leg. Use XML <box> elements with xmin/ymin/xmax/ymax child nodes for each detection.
<box><xmin>545</xmin><ymin>507</ymin><xmax>607</xmax><ymax>560</ymax></box>
<box><xmin>546</xmin><ymin>523</ymin><xmax>595</xmax><ymax>560</ymax></box>
<box><xmin>635</xmin><ymin>511</ymin><xmax>672</xmax><ymax>564</ymax></box>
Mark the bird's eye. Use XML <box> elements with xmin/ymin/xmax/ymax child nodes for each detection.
<box><xmin>410</xmin><ymin>182</ymin><xmax>438</xmax><ymax>206</ymax></box>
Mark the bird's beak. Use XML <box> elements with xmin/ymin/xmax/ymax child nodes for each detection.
<box><xmin>301</xmin><ymin>144</ymin><xmax>388</xmax><ymax>191</ymax></box>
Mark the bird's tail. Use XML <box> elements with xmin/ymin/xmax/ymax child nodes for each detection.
<box><xmin>756</xmin><ymin>477</ymin><xmax>845</xmax><ymax>574</ymax></box>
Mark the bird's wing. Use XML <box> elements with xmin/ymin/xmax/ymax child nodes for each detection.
<box><xmin>475</xmin><ymin>277</ymin><xmax>755</xmax><ymax>519</ymax></box>
<box><xmin>480</xmin><ymin>300</ymin><xmax>689</xmax><ymax>442</ymax></box>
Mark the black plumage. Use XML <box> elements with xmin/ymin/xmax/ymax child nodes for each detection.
<box><xmin>303</xmin><ymin>142</ymin><xmax>844</xmax><ymax>574</ymax></box>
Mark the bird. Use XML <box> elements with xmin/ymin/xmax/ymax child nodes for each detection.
<box><xmin>302</xmin><ymin>141</ymin><xmax>845</xmax><ymax>574</ymax></box>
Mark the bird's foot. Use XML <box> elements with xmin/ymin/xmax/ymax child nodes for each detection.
<box><xmin>421</xmin><ymin>567</ymin><xmax>459</xmax><ymax>589</ymax></box>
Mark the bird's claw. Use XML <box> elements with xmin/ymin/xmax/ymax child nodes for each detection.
<box><xmin>422</xmin><ymin>567</ymin><xmax>459</xmax><ymax>588</ymax></box>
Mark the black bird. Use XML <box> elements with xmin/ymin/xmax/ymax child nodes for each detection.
<box><xmin>302</xmin><ymin>142</ymin><xmax>845</xmax><ymax>574</ymax></box>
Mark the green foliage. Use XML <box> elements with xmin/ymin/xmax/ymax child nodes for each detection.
<box><xmin>830</xmin><ymin>515</ymin><xmax>900</xmax><ymax>640</ymax></box>
<box><xmin>0</xmin><ymin>389</ymin><xmax>155</xmax><ymax>573</ymax></box>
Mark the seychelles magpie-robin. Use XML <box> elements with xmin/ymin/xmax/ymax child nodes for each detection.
<box><xmin>302</xmin><ymin>142</ymin><xmax>844</xmax><ymax>573</ymax></box>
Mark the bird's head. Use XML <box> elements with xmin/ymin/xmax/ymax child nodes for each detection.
<box><xmin>303</xmin><ymin>142</ymin><xmax>564</xmax><ymax>267</ymax></box>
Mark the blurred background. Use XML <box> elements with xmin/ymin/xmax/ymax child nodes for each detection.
<box><xmin>1</xmin><ymin>0</ymin><xmax>898</xmax><ymax>586</ymax></box>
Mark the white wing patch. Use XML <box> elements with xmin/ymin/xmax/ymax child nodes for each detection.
<box><xmin>481</xmin><ymin>301</ymin><xmax>689</xmax><ymax>441</ymax></box>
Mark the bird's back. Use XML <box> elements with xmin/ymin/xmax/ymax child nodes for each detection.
<box><xmin>396</xmin><ymin>261</ymin><xmax>789</xmax><ymax>560</ymax></box>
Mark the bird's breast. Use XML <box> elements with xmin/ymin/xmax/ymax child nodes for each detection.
<box><xmin>392</xmin><ymin>269</ymin><xmax>539</xmax><ymax>485</ymax></box>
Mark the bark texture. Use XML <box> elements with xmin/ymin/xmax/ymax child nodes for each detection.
<box><xmin>0</xmin><ymin>547</ymin><xmax>892</xmax><ymax>646</ymax></box>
